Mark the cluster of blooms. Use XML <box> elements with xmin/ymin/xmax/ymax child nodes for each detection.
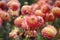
<box><xmin>0</xmin><ymin>0</ymin><xmax>20</xmax><ymax>27</ymax></box>
<box><xmin>0</xmin><ymin>0</ymin><xmax>60</xmax><ymax>40</ymax></box>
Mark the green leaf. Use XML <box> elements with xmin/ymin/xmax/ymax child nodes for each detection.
<box><xmin>37</xmin><ymin>33</ymin><xmax>47</xmax><ymax>40</ymax></box>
